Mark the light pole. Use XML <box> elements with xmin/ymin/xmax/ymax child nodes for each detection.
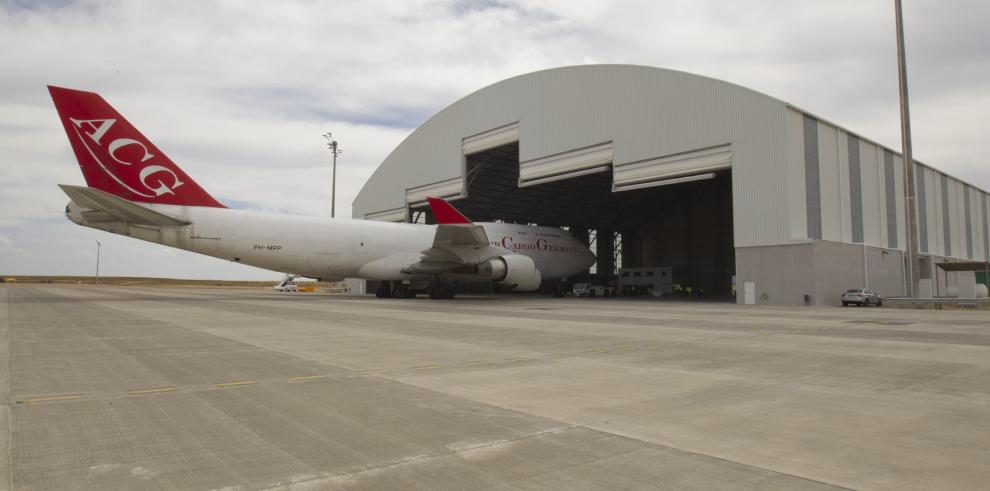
<box><xmin>323</xmin><ymin>133</ymin><xmax>342</xmax><ymax>218</ymax></box>
<box><xmin>894</xmin><ymin>0</ymin><xmax>920</xmax><ymax>298</ymax></box>
<box><xmin>95</xmin><ymin>240</ymin><xmax>101</xmax><ymax>284</ymax></box>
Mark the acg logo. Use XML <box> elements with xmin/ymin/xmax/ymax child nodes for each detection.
<box><xmin>70</xmin><ymin>118</ymin><xmax>185</xmax><ymax>198</ymax></box>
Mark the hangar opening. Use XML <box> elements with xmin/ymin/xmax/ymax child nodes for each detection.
<box><xmin>412</xmin><ymin>141</ymin><xmax>736</xmax><ymax>299</ymax></box>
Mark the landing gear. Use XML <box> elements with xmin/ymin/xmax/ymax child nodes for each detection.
<box><xmin>428</xmin><ymin>285</ymin><xmax>456</xmax><ymax>299</ymax></box>
<box><xmin>393</xmin><ymin>284</ymin><xmax>417</xmax><ymax>299</ymax></box>
<box><xmin>376</xmin><ymin>279</ymin><xmax>453</xmax><ymax>300</ymax></box>
<box><xmin>375</xmin><ymin>281</ymin><xmax>420</xmax><ymax>299</ymax></box>
<box><xmin>375</xmin><ymin>283</ymin><xmax>392</xmax><ymax>298</ymax></box>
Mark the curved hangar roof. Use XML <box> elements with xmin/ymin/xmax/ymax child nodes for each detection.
<box><xmin>354</xmin><ymin>64</ymin><xmax>915</xmax><ymax>249</ymax></box>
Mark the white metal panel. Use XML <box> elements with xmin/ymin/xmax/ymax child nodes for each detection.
<box><xmin>817</xmin><ymin>122</ymin><xmax>841</xmax><ymax>242</ymax></box>
<box><xmin>893</xmin><ymin>154</ymin><xmax>906</xmax><ymax>251</ymax></box>
<box><xmin>860</xmin><ymin>140</ymin><xmax>881</xmax><ymax>247</ymax></box>
<box><xmin>785</xmin><ymin>108</ymin><xmax>807</xmax><ymax>240</ymax></box>
<box><xmin>981</xmin><ymin>193</ymin><xmax>987</xmax><ymax>260</ymax></box>
<box><xmin>462</xmin><ymin>123</ymin><xmax>520</xmax><ymax>155</ymax></box>
<box><xmin>405</xmin><ymin>177</ymin><xmax>464</xmax><ymax>205</ymax></box>
<box><xmin>954</xmin><ymin>180</ymin><xmax>966</xmax><ymax>258</ymax></box>
<box><xmin>612</xmin><ymin>144</ymin><xmax>730</xmax><ymax>190</ymax></box>
<box><xmin>518</xmin><ymin>165</ymin><xmax>610</xmax><ymax>188</ymax></box>
<box><xmin>984</xmin><ymin>193</ymin><xmax>990</xmax><ymax>261</ymax></box>
<box><xmin>874</xmin><ymin>145</ymin><xmax>900</xmax><ymax>247</ymax></box>
<box><xmin>614</xmin><ymin>172</ymin><xmax>716</xmax><ymax>192</ymax></box>
<box><xmin>922</xmin><ymin>165</ymin><xmax>938</xmax><ymax>255</ymax></box>
<box><xmin>950</xmin><ymin>179</ymin><xmax>962</xmax><ymax>258</ymax></box>
<box><xmin>968</xmin><ymin>186</ymin><xmax>981</xmax><ymax>260</ymax></box>
<box><xmin>932</xmin><ymin>170</ymin><xmax>944</xmax><ymax>256</ymax></box>
<box><xmin>836</xmin><ymin>129</ymin><xmax>851</xmax><ymax>243</ymax></box>
<box><xmin>365</xmin><ymin>207</ymin><xmax>407</xmax><ymax>222</ymax></box>
<box><xmin>519</xmin><ymin>142</ymin><xmax>613</xmax><ymax>184</ymax></box>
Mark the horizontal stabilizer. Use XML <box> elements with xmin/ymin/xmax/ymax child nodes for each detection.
<box><xmin>59</xmin><ymin>184</ymin><xmax>190</xmax><ymax>227</ymax></box>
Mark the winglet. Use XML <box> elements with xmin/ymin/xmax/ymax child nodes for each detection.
<box><xmin>427</xmin><ymin>197</ymin><xmax>472</xmax><ymax>224</ymax></box>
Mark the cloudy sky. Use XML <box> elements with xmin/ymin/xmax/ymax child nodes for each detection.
<box><xmin>1</xmin><ymin>0</ymin><xmax>987</xmax><ymax>280</ymax></box>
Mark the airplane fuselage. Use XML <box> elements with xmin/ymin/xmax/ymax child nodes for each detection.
<box><xmin>66</xmin><ymin>203</ymin><xmax>595</xmax><ymax>283</ymax></box>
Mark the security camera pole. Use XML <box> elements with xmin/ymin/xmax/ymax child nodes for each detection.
<box><xmin>323</xmin><ymin>133</ymin><xmax>342</xmax><ymax>218</ymax></box>
<box><xmin>895</xmin><ymin>0</ymin><xmax>920</xmax><ymax>298</ymax></box>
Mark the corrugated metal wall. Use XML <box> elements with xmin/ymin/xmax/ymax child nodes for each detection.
<box><xmin>787</xmin><ymin>108</ymin><xmax>989</xmax><ymax>261</ymax></box>
<box><xmin>354</xmin><ymin>65</ymin><xmax>790</xmax><ymax>247</ymax></box>
<box><xmin>353</xmin><ymin>65</ymin><xmax>989</xmax><ymax>259</ymax></box>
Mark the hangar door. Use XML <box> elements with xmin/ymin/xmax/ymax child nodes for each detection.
<box><xmin>449</xmin><ymin>140</ymin><xmax>736</xmax><ymax>299</ymax></box>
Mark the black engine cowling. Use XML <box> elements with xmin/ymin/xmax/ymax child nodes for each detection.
<box><xmin>478</xmin><ymin>254</ymin><xmax>542</xmax><ymax>291</ymax></box>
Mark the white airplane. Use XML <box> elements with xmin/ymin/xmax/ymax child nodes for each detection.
<box><xmin>49</xmin><ymin>86</ymin><xmax>596</xmax><ymax>298</ymax></box>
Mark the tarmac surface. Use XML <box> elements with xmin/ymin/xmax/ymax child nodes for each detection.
<box><xmin>2</xmin><ymin>285</ymin><xmax>989</xmax><ymax>490</ymax></box>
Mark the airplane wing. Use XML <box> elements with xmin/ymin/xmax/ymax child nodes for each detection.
<box><xmin>400</xmin><ymin>197</ymin><xmax>502</xmax><ymax>275</ymax></box>
<box><xmin>59</xmin><ymin>184</ymin><xmax>190</xmax><ymax>227</ymax></box>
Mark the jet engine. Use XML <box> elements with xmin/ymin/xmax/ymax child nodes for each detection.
<box><xmin>478</xmin><ymin>254</ymin><xmax>542</xmax><ymax>291</ymax></box>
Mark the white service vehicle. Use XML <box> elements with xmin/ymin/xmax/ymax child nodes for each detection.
<box><xmin>618</xmin><ymin>267</ymin><xmax>673</xmax><ymax>296</ymax></box>
<box><xmin>572</xmin><ymin>283</ymin><xmax>615</xmax><ymax>297</ymax></box>
<box><xmin>50</xmin><ymin>86</ymin><xmax>597</xmax><ymax>299</ymax></box>
<box><xmin>273</xmin><ymin>275</ymin><xmax>299</xmax><ymax>292</ymax></box>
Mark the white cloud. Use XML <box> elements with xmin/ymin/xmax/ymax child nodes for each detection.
<box><xmin>0</xmin><ymin>0</ymin><xmax>987</xmax><ymax>278</ymax></box>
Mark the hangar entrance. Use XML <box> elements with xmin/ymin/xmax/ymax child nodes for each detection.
<box><xmin>420</xmin><ymin>142</ymin><xmax>736</xmax><ymax>299</ymax></box>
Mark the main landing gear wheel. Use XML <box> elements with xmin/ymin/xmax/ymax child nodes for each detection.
<box><xmin>375</xmin><ymin>283</ymin><xmax>390</xmax><ymax>298</ymax></box>
<box><xmin>429</xmin><ymin>286</ymin><xmax>456</xmax><ymax>299</ymax></box>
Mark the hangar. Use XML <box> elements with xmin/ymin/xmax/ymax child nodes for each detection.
<box><xmin>353</xmin><ymin>65</ymin><xmax>990</xmax><ymax>305</ymax></box>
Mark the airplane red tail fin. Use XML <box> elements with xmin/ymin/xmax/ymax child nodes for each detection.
<box><xmin>427</xmin><ymin>197</ymin><xmax>472</xmax><ymax>224</ymax></box>
<box><xmin>48</xmin><ymin>86</ymin><xmax>225</xmax><ymax>208</ymax></box>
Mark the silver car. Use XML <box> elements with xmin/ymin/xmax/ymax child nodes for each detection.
<box><xmin>842</xmin><ymin>288</ymin><xmax>882</xmax><ymax>307</ymax></box>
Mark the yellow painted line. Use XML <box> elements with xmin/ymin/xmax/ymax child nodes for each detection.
<box><xmin>617</xmin><ymin>346</ymin><xmax>640</xmax><ymax>351</ymax></box>
<box><xmin>463</xmin><ymin>361</ymin><xmax>490</xmax><ymax>366</ymax></box>
<box><xmin>127</xmin><ymin>387</ymin><xmax>177</xmax><ymax>395</ymax></box>
<box><xmin>647</xmin><ymin>343</ymin><xmax>665</xmax><ymax>348</ymax></box>
<box><xmin>288</xmin><ymin>375</ymin><xmax>327</xmax><ymax>382</ymax></box>
<box><xmin>549</xmin><ymin>353</ymin><xmax>571</xmax><ymax>358</ymax></box>
<box><xmin>348</xmin><ymin>370</ymin><xmax>387</xmax><ymax>377</ymax></box>
<box><xmin>505</xmin><ymin>357</ymin><xmax>531</xmax><ymax>362</ymax></box>
<box><xmin>584</xmin><ymin>349</ymin><xmax>609</xmax><ymax>354</ymax></box>
<box><xmin>413</xmin><ymin>364</ymin><xmax>442</xmax><ymax>371</ymax></box>
<box><xmin>19</xmin><ymin>394</ymin><xmax>82</xmax><ymax>404</ymax></box>
<box><xmin>214</xmin><ymin>380</ymin><xmax>257</xmax><ymax>388</ymax></box>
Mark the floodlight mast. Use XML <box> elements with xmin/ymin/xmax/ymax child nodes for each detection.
<box><xmin>323</xmin><ymin>133</ymin><xmax>342</xmax><ymax>218</ymax></box>
<box><xmin>894</xmin><ymin>0</ymin><xmax>920</xmax><ymax>298</ymax></box>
